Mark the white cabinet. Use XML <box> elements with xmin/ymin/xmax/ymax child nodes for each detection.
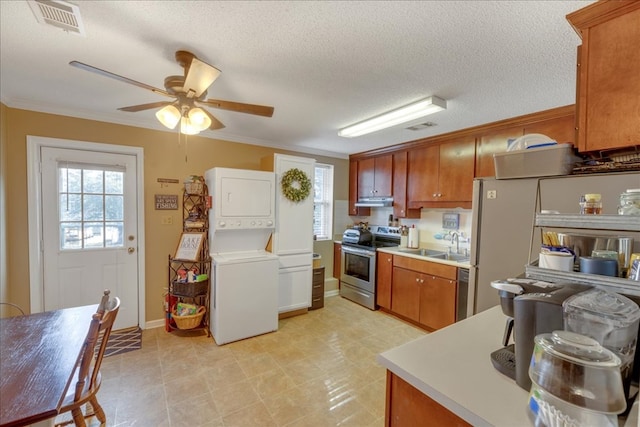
<box><xmin>263</xmin><ymin>154</ymin><xmax>316</xmax><ymax>313</ymax></box>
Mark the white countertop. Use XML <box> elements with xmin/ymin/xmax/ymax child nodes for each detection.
<box><xmin>377</xmin><ymin>305</ymin><xmax>639</xmax><ymax>427</ymax></box>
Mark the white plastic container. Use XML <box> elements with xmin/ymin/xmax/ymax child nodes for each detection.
<box><xmin>493</xmin><ymin>143</ymin><xmax>579</xmax><ymax>179</ymax></box>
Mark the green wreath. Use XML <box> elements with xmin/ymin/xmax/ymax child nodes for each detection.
<box><xmin>281</xmin><ymin>168</ymin><xmax>311</xmax><ymax>202</ymax></box>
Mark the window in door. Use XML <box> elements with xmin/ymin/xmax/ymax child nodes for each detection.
<box><xmin>313</xmin><ymin>163</ymin><xmax>334</xmax><ymax>241</ymax></box>
<box><xmin>59</xmin><ymin>162</ymin><xmax>125</xmax><ymax>250</ymax></box>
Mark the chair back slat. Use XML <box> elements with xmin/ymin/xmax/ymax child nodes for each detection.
<box><xmin>72</xmin><ymin>296</ymin><xmax>121</xmax><ymax>403</ymax></box>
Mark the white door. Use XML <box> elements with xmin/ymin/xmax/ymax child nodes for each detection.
<box><xmin>39</xmin><ymin>146</ymin><xmax>139</xmax><ymax>330</ymax></box>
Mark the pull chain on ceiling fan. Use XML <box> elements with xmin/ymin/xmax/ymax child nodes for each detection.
<box><xmin>70</xmin><ymin>50</ymin><xmax>274</xmax><ymax>135</ymax></box>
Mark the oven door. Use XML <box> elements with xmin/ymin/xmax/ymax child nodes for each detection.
<box><xmin>340</xmin><ymin>246</ymin><xmax>376</xmax><ymax>293</ymax></box>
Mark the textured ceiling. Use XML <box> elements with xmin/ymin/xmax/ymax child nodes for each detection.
<box><xmin>0</xmin><ymin>1</ymin><xmax>594</xmax><ymax>159</ymax></box>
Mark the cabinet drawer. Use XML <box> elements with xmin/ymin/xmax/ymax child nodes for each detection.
<box><xmin>312</xmin><ymin>282</ymin><xmax>324</xmax><ymax>297</ymax></box>
<box><xmin>393</xmin><ymin>256</ymin><xmax>456</xmax><ymax>280</ymax></box>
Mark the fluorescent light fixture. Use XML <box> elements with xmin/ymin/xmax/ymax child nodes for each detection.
<box><xmin>338</xmin><ymin>96</ymin><xmax>447</xmax><ymax>138</ymax></box>
<box><xmin>155</xmin><ymin>105</ymin><xmax>181</xmax><ymax>129</ymax></box>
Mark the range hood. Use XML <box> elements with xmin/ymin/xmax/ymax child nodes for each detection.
<box><xmin>354</xmin><ymin>197</ymin><xmax>393</xmax><ymax>207</ymax></box>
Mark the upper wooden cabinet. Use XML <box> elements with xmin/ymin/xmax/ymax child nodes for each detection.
<box><xmin>567</xmin><ymin>1</ymin><xmax>640</xmax><ymax>152</ymax></box>
<box><xmin>407</xmin><ymin>137</ymin><xmax>476</xmax><ymax>208</ymax></box>
<box><xmin>475</xmin><ymin>126</ymin><xmax>523</xmax><ymax>178</ymax></box>
<box><xmin>476</xmin><ymin>114</ymin><xmax>576</xmax><ymax>178</ymax></box>
<box><xmin>348</xmin><ymin>160</ymin><xmax>371</xmax><ymax>216</ymax></box>
<box><xmin>392</xmin><ymin>151</ymin><xmax>420</xmax><ymax>219</ymax></box>
<box><xmin>358</xmin><ymin>155</ymin><xmax>392</xmax><ymax>198</ymax></box>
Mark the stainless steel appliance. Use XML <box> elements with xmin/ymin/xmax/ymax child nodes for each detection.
<box><xmin>340</xmin><ymin>225</ymin><xmax>400</xmax><ymax>310</ymax></box>
<box><xmin>469</xmin><ymin>172</ymin><xmax>640</xmax><ymax>315</ymax></box>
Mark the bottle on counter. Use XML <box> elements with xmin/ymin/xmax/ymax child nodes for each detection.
<box><xmin>580</xmin><ymin>193</ymin><xmax>602</xmax><ymax>215</ymax></box>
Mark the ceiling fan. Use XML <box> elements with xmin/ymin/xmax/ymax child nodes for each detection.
<box><xmin>70</xmin><ymin>50</ymin><xmax>274</xmax><ymax>134</ymax></box>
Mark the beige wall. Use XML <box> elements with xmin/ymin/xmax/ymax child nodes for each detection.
<box><xmin>2</xmin><ymin>105</ymin><xmax>348</xmax><ymax>323</ymax></box>
<box><xmin>0</xmin><ymin>104</ymin><xmax>8</xmax><ymax>316</ymax></box>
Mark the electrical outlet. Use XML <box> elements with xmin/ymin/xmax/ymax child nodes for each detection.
<box><xmin>161</xmin><ymin>215</ymin><xmax>173</xmax><ymax>225</ymax></box>
<box><xmin>487</xmin><ymin>190</ymin><xmax>497</xmax><ymax>199</ymax></box>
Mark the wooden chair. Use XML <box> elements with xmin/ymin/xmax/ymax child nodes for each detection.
<box><xmin>55</xmin><ymin>293</ymin><xmax>120</xmax><ymax>427</ymax></box>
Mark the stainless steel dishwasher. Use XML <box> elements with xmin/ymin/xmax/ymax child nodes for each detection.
<box><xmin>457</xmin><ymin>268</ymin><xmax>469</xmax><ymax>321</ymax></box>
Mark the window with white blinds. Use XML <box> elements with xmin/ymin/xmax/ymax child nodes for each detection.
<box><xmin>313</xmin><ymin>163</ymin><xmax>334</xmax><ymax>241</ymax></box>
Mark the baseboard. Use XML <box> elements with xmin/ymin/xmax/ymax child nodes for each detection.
<box><xmin>146</xmin><ymin>319</ymin><xmax>165</xmax><ymax>329</ymax></box>
<box><xmin>148</xmin><ymin>287</ymin><xmax>341</xmax><ymax>329</ymax></box>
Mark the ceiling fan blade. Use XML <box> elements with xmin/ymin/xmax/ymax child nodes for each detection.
<box><xmin>208</xmin><ymin>112</ymin><xmax>226</xmax><ymax>130</ymax></box>
<box><xmin>118</xmin><ymin>101</ymin><xmax>174</xmax><ymax>112</ymax></box>
<box><xmin>69</xmin><ymin>61</ymin><xmax>171</xmax><ymax>97</ymax></box>
<box><xmin>200</xmin><ymin>99</ymin><xmax>274</xmax><ymax>117</ymax></box>
<box><xmin>183</xmin><ymin>57</ymin><xmax>221</xmax><ymax>99</ymax></box>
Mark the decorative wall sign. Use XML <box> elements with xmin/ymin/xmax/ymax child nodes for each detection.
<box><xmin>157</xmin><ymin>178</ymin><xmax>180</xmax><ymax>184</ymax></box>
<box><xmin>174</xmin><ymin>232</ymin><xmax>205</xmax><ymax>261</ymax></box>
<box><xmin>155</xmin><ymin>194</ymin><xmax>178</xmax><ymax>210</ymax></box>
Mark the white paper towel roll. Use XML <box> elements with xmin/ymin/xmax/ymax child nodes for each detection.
<box><xmin>408</xmin><ymin>228</ymin><xmax>419</xmax><ymax>248</ymax></box>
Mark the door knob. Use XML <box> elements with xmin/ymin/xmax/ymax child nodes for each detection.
<box><xmin>128</xmin><ymin>247</ymin><xmax>135</xmax><ymax>254</ymax></box>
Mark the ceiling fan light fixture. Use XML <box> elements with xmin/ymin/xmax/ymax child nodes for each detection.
<box><xmin>338</xmin><ymin>96</ymin><xmax>447</xmax><ymax>138</ymax></box>
<box><xmin>180</xmin><ymin>116</ymin><xmax>200</xmax><ymax>135</ymax></box>
<box><xmin>188</xmin><ymin>107</ymin><xmax>212</xmax><ymax>131</ymax></box>
<box><xmin>155</xmin><ymin>105</ymin><xmax>181</xmax><ymax>129</ymax></box>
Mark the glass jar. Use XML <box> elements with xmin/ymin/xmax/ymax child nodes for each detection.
<box><xmin>618</xmin><ymin>189</ymin><xmax>640</xmax><ymax>215</ymax></box>
<box><xmin>580</xmin><ymin>193</ymin><xmax>602</xmax><ymax>215</ymax></box>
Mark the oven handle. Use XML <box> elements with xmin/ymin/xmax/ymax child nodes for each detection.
<box><xmin>341</xmin><ymin>246</ymin><xmax>376</xmax><ymax>257</ymax></box>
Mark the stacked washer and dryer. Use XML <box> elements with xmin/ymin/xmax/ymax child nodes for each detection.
<box><xmin>204</xmin><ymin>167</ymin><xmax>279</xmax><ymax>345</ymax></box>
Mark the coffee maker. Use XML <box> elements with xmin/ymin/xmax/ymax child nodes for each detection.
<box><xmin>490</xmin><ymin>278</ymin><xmax>589</xmax><ymax>391</ymax></box>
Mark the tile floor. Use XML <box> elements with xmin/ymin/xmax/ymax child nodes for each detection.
<box><xmin>64</xmin><ymin>295</ymin><xmax>426</xmax><ymax>427</ymax></box>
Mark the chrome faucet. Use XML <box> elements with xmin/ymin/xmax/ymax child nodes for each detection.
<box><xmin>450</xmin><ymin>231</ymin><xmax>460</xmax><ymax>255</ymax></box>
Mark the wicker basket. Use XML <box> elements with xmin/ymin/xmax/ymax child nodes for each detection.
<box><xmin>172</xmin><ymin>280</ymin><xmax>208</xmax><ymax>297</ymax></box>
<box><xmin>172</xmin><ymin>306</ymin><xmax>206</xmax><ymax>330</ymax></box>
<box><xmin>184</xmin><ymin>181</ymin><xmax>204</xmax><ymax>195</ymax></box>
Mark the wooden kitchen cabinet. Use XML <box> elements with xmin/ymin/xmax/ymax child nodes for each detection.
<box><xmin>475</xmin><ymin>126</ymin><xmax>523</xmax><ymax>178</ymax></box>
<box><xmin>392</xmin><ymin>255</ymin><xmax>458</xmax><ymax>330</ymax></box>
<box><xmin>407</xmin><ymin>137</ymin><xmax>475</xmax><ymax>209</ymax></box>
<box><xmin>348</xmin><ymin>160</ymin><xmax>370</xmax><ymax>216</ymax></box>
<box><xmin>476</xmin><ymin>113</ymin><xmax>575</xmax><ymax>178</ymax></box>
<box><xmin>358</xmin><ymin>155</ymin><xmax>393</xmax><ymax>199</ymax></box>
<box><xmin>419</xmin><ymin>275</ymin><xmax>457</xmax><ymax>330</ymax></box>
<box><xmin>523</xmin><ymin>114</ymin><xmax>576</xmax><ymax>146</ymax></box>
<box><xmin>333</xmin><ymin>242</ymin><xmax>342</xmax><ymax>280</ymax></box>
<box><xmin>392</xmin><ymin>151</ymin><xmax>420</xmax><ymax>219</ymax></box>
<box><xmin>391</xmin><ymin>266</ymin><xmax>421</xmax><ymax>322</ymax></box>
<box><xmin>376</xmin><ymin>252</ymin><xmax>393</xmax><ymax>310</ymax></box>
<box><xmin>386</xmin><ymin>371</ymin><xmax>471</xmax><ymax>427</ymax></box>
<box><xmin>567</xmin><ymin>1</ymin><xmax>640</xmax><ymax>153</ymax></box>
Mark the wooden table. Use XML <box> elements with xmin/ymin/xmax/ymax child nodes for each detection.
<box><xmin>0</xmin><ymin>304</ymin><xmax>97</xmax><ymax>427</ymax></box>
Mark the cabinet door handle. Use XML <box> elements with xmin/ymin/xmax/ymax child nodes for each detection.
<box><xmin>415</xmin><ymin>278</ymin><xmax>420</xmax><ymax>282</ymax></box>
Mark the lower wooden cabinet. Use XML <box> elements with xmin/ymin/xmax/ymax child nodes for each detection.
<box><xmin>389</xmin><ymin>255</ymin><xmax>458</xmax><ymax>330</ymax></box>
<box><xmin>311</xmin><ymin>266</ymin><xmax>325</xmax><ymax>310</ymax></box>
<box><xmin>386</xmin><ymin>371</ymin><xmax>471</xmax><ymax>427</ymax></box>
<box><xmin>376</xmin><ymin>252</ymin><xmax>393</xmax><ymax>310</ymax></box>
<box><xmin>333</xmin><ymin>242</ymin><xmax>342</xmax><ymax>280</ymax></box>
<box><xmin>419</xmin><ymin>275</ymin><xmax>456</xmax><ymax>330</ymax></box>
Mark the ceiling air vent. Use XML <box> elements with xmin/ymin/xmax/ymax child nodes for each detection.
<box><xmin>406</xmin><ymin>122</ymin><xmax>436</xmax><ymax>131</ymax></box>
<box><xmin>27</xmin><ymin>0</ymin><xmax>86</xmax><ymax>36</ymax></box>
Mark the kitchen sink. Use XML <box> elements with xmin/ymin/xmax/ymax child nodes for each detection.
<box><xmin>397</xmin><ymin>248</ymin><xmax>470</xmax><ymax>263</ymax></box>
<box><xmin>426</xmin><ymin>252</ymin><xmax>470</xmax><ymax>263</ymax></box>
<box><xmin>398</xmin><ymin>248</ymin><xmax>445</xmax><ymax>257</ymax></box>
